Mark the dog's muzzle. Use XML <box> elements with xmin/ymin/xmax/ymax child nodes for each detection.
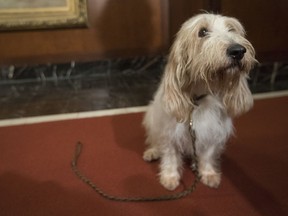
<box><xmin>226</xmin><ymin>44</ymin><xmax>246</xmax><ymax>61</ymax></box>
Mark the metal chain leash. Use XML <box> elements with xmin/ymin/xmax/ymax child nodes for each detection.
<box><xmin>71</xmin><ymin>118</ymin><xmax>201</xmax><ymax>202</ymax></box>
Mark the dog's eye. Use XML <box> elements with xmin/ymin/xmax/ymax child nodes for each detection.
<box><xmin>228</xmin><ymin>28</ymin><xmax>236</xmax><ymax>32</ymax></box>
<box><xmin>198</xmin><ymin>28</ymin><xmax>209</xmax><ymax>38</ymax></box>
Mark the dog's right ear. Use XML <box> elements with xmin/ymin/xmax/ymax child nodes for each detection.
<box><xmin>162</xmin><ymin>36</ymin><xmax>194</xmax><ymax>122</ymax></box>
<box><xmin>161</xmin><ymin>15</ymin><xmax>203</xmax><ymax>122</ymax></box>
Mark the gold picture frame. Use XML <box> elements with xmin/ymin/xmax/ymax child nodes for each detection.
<box><xmin>0</xmin><ymin>0</ymin><xmax>88</xmax><ymax>31</ymax></box>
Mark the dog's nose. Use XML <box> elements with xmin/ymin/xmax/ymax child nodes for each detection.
<box><xmin>226</xmin><ymin>44</ymin><xmax>246</xmax><ymax>60</ymax></box>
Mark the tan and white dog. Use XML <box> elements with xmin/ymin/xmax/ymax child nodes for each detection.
<box><xmin>143</xmin><ymin>14</ymin><xmax>257</xmax><ymax>190</ymax></box>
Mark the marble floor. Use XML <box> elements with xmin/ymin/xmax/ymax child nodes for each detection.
<box><xmin>0</xmin><ymin>56</ymin><xmax>287</xmax><ymax>120</ymax></box>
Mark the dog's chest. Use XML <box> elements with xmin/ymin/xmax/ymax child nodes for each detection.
<box><xmin>191</xmin><ymin>95</ymin><xmax>233</xmax><ymax>146</ymax></box>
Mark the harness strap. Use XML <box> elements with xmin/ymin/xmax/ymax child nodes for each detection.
<box><xmin>193</xmin><ymin>94</ymin><xmax>208</xmax><ymax>106</ymax></box>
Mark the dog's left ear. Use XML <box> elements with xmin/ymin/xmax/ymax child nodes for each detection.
<box><xmin>162</xmin><ymin>33</ymin><xmax>194</xmax><ymax>122</ymax></box>
<box><xmin>224</xmin><ymin>75</ymin><xmax>254</xmax><ymax>117</ymax></box>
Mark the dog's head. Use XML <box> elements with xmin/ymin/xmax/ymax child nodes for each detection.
<box><xmin>163</xmin><ymin>14</ymin><xmax>257</xmax><ymax>121</ymax></box>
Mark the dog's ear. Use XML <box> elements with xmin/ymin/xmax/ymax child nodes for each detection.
<box><xmin>161</xmin><ymin>15</ymin><xmax>203</xmax><ymax>122</ymax></box>
<box><xmin>162</xmin><ymin>36</ymin><xmax>194</xmax><ymax>122</ymax></box>
<box><xmin>224</xmin><ymin>75</ymin><xmax>254</xmax><ymax>117</ymax></box>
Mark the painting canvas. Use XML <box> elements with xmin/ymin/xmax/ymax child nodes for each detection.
<box><xmin>0</xmin><ymin>0</ymin><xmax>88</xmax><ymax>31</ymax></box>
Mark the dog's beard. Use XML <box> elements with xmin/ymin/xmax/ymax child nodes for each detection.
<box><xmin>223</xmin><ymin>60</ymin><xmax>245</xmax><ymax>71</ymax></box>
<box><xmin>204</xmin><ymin>66</ymin><xmax>244</xmax><ymax>95</ymax></box>
<box><xmin>192</xmin><ymin>55</ymin><xmax>252</xmax><ymax>88</ymax></box>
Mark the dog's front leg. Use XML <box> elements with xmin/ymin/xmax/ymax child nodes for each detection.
<box><xmin>196</xmin><ymin>145</ymin><xmax>222</xmax><ymax>188</ymax></box>
<box><xmin>159</xmin><ymin>146</ymin><xmax>182</xmax><ymax>190</ymax></box>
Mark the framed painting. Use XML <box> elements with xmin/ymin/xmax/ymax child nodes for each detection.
<box><xmin>0</xmin><ymin>0</ymin><xmax>88</xmax><ymax>31</ymax></box>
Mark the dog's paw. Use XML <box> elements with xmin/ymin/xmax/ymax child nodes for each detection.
<box><xmin>200</xmin><ymin>172</ymin><xmax>221</xmax><ymax>188</ymax></box>
<box><xmin>143</xmin><ymin>148</ymin><xmax>160</xmax><ymax>162</ymax></box>
<box><xmin>160</xmin><ymin>175</ymin><xmax>180</xmax><ymax>191</ymax></box>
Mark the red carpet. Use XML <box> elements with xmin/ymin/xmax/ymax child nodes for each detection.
<box><xmin>0</xmin><ymin>97</ymin><xmax>287</xmax><ymax>216</ymax></box>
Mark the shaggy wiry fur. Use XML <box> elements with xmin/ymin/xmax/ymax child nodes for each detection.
<box><xmin>143</xmin><ymin>14</ymin><xmax>257</xmax><ymax>190</ymax></box>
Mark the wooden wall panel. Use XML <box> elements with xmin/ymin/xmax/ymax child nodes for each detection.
<box><xmin>0</xmin><ymin>0</ymin><xmax>168</xmax><ymax>65</ymax></box>
<box><xmin>0</xmin><ymin>0</ymin><xmax>287</xmax><ymax>65</ymax></box>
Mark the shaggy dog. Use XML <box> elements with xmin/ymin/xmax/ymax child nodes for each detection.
<box><xmin>143</xmin><ymin>14</ymin><xmax>257</xmax><ymax>190</ymax></box>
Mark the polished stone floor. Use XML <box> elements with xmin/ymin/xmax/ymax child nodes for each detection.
<box><xmin>0</xmin><ymin>56</ymin><xmax>287</xmax><ymax>120</ymax></box>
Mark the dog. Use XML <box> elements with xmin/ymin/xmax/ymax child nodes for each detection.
<box><xmin>142</xmin><ymin>13</ymin><xmax>257</xmax><ymax>190</ymax></box>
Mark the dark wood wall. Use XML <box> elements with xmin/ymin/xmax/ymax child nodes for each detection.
<box><xmin>0</xmin><ymin>0</ymin><xmax>169</xmax><ymax>65</ymax></box>
<box><xmin>0</xmin><ymin>0</ymin><xmax>287</xmax><ymax>65</ymax></box>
